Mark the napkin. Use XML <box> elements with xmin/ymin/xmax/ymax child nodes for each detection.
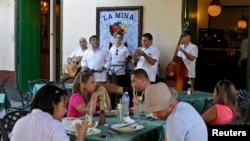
<box><xmin>123</xmin><ymin>116</ymin><xmax>135</xmax><ymax>124</ymax></box>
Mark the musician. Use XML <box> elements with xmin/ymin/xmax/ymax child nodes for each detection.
<box><xmin>81</xmin><ymin>35</ymin><xmax>111</xmax><ymax>83</ymax></box>
<box><xmin>134</xmin><ymin>33</ymin><xmax>160</xmax><ymax>83</ymax></box>
<box><xmin>176</xmin><ymin>31</ymin><xmax>198</xmax><ymax>90</ymax></box>
<box><xmin>109</xmin><ymin>32</ymin><xmax>131</xmax><ymax>86</ymax></box>
<box><xmin>67</xmin><ymin>37</ymin><xmax>88</xmax><ymax>71</ymax></box>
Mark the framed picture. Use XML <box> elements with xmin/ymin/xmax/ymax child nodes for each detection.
<box><xmin>96</xmin><ymin>6</ymin><xmax>143</xmax><ymax>54</ymax></box>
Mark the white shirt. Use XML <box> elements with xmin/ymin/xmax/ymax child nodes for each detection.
<box><xmin>69</xmin><ymin>48</ymin><xmax>88</xmax><ymax>61</ymax></box>
<box><xmin>166</xmin><ymin>102</ymin><xmax>208</xmax><ymax>141</ymax></box>
<box><xmin>109</xmin><ymin>45</ymin><xmax>130</xmax><ymax>75</ymax></box>
<box><xmin>135</xmin><ymin>45</ymin><xmax>160</xmax><ymax>82</ymax></box>
<box><xmin>10</xmin><ymin>109</ymin><xmax>69</xmax><ymax>141</ymax></box>
<box><xmin>81</xmin><ymin>47</ymin><xmax>111</xmax><ymax>82</ymax></box>
<box><xmin>177</xmin><ymin>42</ymin><xmax>198</xmax><ymax>78</ymax></box>
<box><xmin>240</xmin><ymin>38</ymin><xmax>248</xmax><ymax>63</ymax></box>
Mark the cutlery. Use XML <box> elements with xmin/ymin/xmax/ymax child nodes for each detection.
<box><xmin>118</xmin><ymin>122</ymin><xmax>136</xmax><ymax>129</ymax></box>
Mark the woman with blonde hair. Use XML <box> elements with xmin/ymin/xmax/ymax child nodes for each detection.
<box><xmin>202</xmin><ymin>79</ymin><xmax>241</xmax><ymax>125</ymax></box>
<box><xmin>67</xmin><ymin>71</ymin><xmax>111</xmax><ymax>118</ymax></box>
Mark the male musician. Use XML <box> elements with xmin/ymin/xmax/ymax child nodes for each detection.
<box><xmin>67</xmin><ymin>37</ymin><xmax>88</xmax><ymax>73</ymax></box>
<box><xmin>176</xmin><ymin>31</ymin><xmax>198</xmax><ymax>90</ymax></box>
<box><xmin>81</xmin><ymin>35</ymin><xmax>111</xmax><ymax>83</ymax></box>
<box><xmin>134</xmin><ymin>33</ymin><xmax>160</xmax><ymax>83</ymax></box>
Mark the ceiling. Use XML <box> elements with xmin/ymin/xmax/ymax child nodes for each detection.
<box><xmin>199</xmin><ymin>0</ymin><xmax>249</xmax><ymax>6</ymax></box>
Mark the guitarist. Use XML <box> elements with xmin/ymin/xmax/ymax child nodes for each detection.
<box><xmin>176</xmin><ymin>31</ymin><xmax>198</xmax><ymax>90</ymax></box>
<box><xmin>67</xmin><ymin>37</ymin><xmax>88</xmax><ymax>75</ymax></box>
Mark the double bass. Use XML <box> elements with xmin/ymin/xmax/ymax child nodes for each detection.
<box><xmin>165</xmin><ymin>22</ymin><xmax>189</xmax><ymax>91</ymax></box>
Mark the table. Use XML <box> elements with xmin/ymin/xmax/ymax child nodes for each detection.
<box><xmin>32</xmin><ymin>83</ymin><xmax>73</xmax><ymax>96</ymax></box>
<box><xmin>177</xmin><ymin>90</ymin><xmax>213</xmax><ymax>114</ymax></box>
<box><xmin>68</xmin><ymin>116</ymin><xmax>165</xmax><ymax>141</ymax></box>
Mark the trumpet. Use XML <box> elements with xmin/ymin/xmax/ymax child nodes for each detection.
<box><xmin>132</xmin><ymin>47</ymin><xmax>143</xmax><ymax>69</ymax></box>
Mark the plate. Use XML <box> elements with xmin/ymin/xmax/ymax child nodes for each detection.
<box><xmin>111</xmin><ymin>123</ymin><xmax>144</xmax><ymax>132</ymax></box>
<box><xmin>145</xmin><ymin>113</ymin><xmax>159</xmax><ymax>119</ymax></box>
<box><xmin>61</xmin><ymin>117</ymin><xmax>77</xmax><ymax>132</ymax></box>
<box><xmin>87</xmin><ymin>127</ymin><xmax>101</xmax><ymax>135</ymax></box>
<box><xmin>98</xmin><ymin>110</ymin><xmax>117</xmax><ymax>117</ymax></box>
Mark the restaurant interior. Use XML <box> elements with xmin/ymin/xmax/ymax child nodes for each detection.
<box><xmin>0</xmin><ymin>0</ymin><xmax>249</xmax><ymax>92</ymax></box>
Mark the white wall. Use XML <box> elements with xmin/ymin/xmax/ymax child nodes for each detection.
<box><xmin>0</xmin><ymin>0</ymin><xmax>15</xmax><ymax>70</ymax></box>
<box><xmin>62</xmin><ymin>0</ymin><xmax>182</xmax><ymax>77</ymax></box>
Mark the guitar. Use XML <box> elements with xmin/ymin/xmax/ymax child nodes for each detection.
<box><xmin>67</xmin><ymin>56</ymin><xmax>82</xmax><ymax>76</ymax></box>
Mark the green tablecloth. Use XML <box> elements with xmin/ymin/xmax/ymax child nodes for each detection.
<box><xmin>68</xmin><ymin>116</ymin><xmax>165</xmax><ymax>141</ymax></box>
<box><xmin>177</xmin><ymin>90</ymin><xmax>213</xmax><ymax>114</ymax></box>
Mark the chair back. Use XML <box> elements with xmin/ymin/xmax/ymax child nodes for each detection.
<box><xmin>3</xmin><ymin>84</ymin><xmax>31</xmax><ymax>112</ymax></box>
<box><xmin>0</xmin><ymin>76</ymin><xmax>9</xmax><ymax>93</ymax></box>
<box><xmin>227</xmin><ymin>89</ymin><xmax>250</xmax><ymax>125</ymax></box>
<box><xmin>28</xmin><ymin>79</ymin><xmax>49</xmax><ymax>95</ymax></box>
<box><xmin>201</xmin><ymin>98</ymin><xmax>214</xmax><ymax>114</ymax></box>
<box><xmin>60</xmin><ymin>76</ymin><xmax>75</xmax><ymax>83</ymax></box>
<box><xmin>47</xmin><ymin>81</ymin><xmax>66</xmax><ymax>90</ymax></box>
<box><xmin>0</xmin><ymin>110</ymin><xmax>29</xmax><ymax>141</ymax></box>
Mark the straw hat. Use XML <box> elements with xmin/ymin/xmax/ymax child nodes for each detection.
<box><xmin>143</xmin><ymin>82</ymin><xmax>176</xmax><ymax>112</ymax></box>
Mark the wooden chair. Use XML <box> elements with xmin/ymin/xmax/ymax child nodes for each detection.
<box><xmin>0</xmin><ymin>110</ymin><xmax>29</xmax><ymax>141</ymax></box>
<box><xmin>3</xmin><ymin>83</ymin><xmax>31</xmax><ymax>113</ymax></box>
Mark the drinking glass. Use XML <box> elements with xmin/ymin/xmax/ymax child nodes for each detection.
<box><xmin>116</xmin><ymin>104</ymin><xmax>123</xmax><ymax>123</ymax></box>
<box><xmin>133</xmin><ymin>103</ymin><xmax>140</xmax><ymax>121</ymax></box>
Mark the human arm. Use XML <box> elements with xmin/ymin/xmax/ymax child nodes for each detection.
<box><xmin>75</xmin><ymin>120</ymin><xmax>88</xmax><ymax>141</ymax></box>
<box><xmin>135</xmin><ymin>49</ymin><xmax>158</xmax><ymax>65</ymax></box>
<box><xmin>176</xmin><ymin>45</ymin><xmax>198</xmax><ymax>61</ymax></box>
<box><xmin>201</xmin><ymin>105</ymin><xmax>218</xmax><ymax>124</ymax></box>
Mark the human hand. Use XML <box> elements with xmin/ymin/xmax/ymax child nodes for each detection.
<box><xmin>135</xmin><ymin>49</ymin><xmax>144</xmax><ymax>57</ymax></box>
<box><xmin>75</xmin><ymin>120</ymin><xmax>87</xmax><ymax>140</ymax></box>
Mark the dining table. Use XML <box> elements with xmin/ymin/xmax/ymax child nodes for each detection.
<box><xmin>177</xmin><ymin>90</ymin><xmax>213</xmax><ymax>114</ymax></box>
<box><xmin>67</xmin><ymin>115</ymin><xmax>165</xmax><ymax>141</ymax></box>
<box><xmin>32</xmin><ymin>83</ymin><xmax>73</xmax><ymax>96</ymax></box>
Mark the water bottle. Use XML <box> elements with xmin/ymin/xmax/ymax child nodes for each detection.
<box><xmin>122</xmin><ymin>91</ymin><xmax>130</xmax><ymax>117</ymax></box>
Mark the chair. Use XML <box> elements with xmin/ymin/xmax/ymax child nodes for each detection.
<box><xmin>28</xmin><ymin>79</ymin><xmax>49</xmax><ymax>96</ymax></box>
<box><xmin>3</xmin><ymin>83</ymin><xmax>31</xmax><ymax>113</ymax></box>
<box><xmin>0</xmin><ymin>76</ymin><xmax>9</xmax><ymax>93</ymax></box>
<box><xmin>229</xmin><ymin>89</ymin><xmax>250</xmax><ymax>125</ymax></box>
<box><xmin>60</xmin><ymin>76</ymin><xmax>75</xmax><ymax>83</ymax></box>
<box><xmin>201</xmin><ymin>98</ymin><xmax>214</xmax><ymax>114</ymax></box>
<box><xmin>0</xmin><ymin>110</ymin><xmax>29</xmax><ymax>141</ymax></box>
<box><xmin>47</xmin><ymin>81</ymin><xmax>66</xmax><ymax>90</ymax></box>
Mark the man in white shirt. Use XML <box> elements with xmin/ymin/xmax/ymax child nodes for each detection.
<box><xmin>81</xmin><ymin>35</ymin><xmax>111</xmax><ymax>82</ymax></box>
<box><xmin>176</xmin><ymin>31</ymin><xmax>198</xmax><ymax>90</ymax></box>
<box><xmin>239</xmin><ymin>37</ymin><xmax>248</xmax><ymax>89</ymax></box>
<box><xmin>67</xmin><ymin>37</ymin><xmax>88</xmax><ymax>76</ymax></box>
<box><xmin>134</xmin><ymin>33</ymin><xmax>160</xmax><ymax>83</ymax></box>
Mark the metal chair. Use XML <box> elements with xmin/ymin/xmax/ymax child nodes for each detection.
<box><xmin>47</xmin><ymin>81</ymin><xmax>66</xmax><ymax>90</ymax></box>
<box><xmin>3</xmin><ymin>83</ymin><xmax>31</xmax><ymax>113</ymax></box>
<box><xmin>229</xmin><ymin>89</ymin><xmax>250</xmax><ymax>125</ymax></box>
<box><xmin>0</xmin><ymin>110</ymin><xmax>29</xmax><ymax>141</ymax></box>
<box><xmin>28</xmin><ymin>79</ymin><xmax>49</xmax><ymax>96</ymax></box>
<box><xmin>60</xmin><ymin>76</ymin><xmax>75</xmax><ymax>83</ymax></box>
<box><xmin>0</xmin><ymin>76</ymin><xmax>9</xmax><ymax>93</ymax></box>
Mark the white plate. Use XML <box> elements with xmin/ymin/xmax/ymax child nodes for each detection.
<box><xmin>111</xmin><ymin>123</ymin><xmax>144</xmax><ymax>132</ymax></box>
<box><xmin>61</xmin><ymin>117</ymin><xmax>77</xmax><ymax>132</ymax></box>
<box><xmin>97</xmin><ymin>110</ymin><xmax>117</xmax><ymax>117</ymax></box>
<box><xmin>65</xmin><ymin>127</ymin><xmax>101</xmax><ymax>136</ymax></box>
<box><xmin>87</xmin><ymin>127</ymin><xmax>101</xmax><ymax>135</ymax></box>
<box><xmin>145</xmin><ymin>113</ymin><xmax>158</xmax><ymax>119</ymax></box>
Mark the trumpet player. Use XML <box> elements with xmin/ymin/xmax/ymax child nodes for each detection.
<box><xmin>133</xmin><ymin>33</ymin><xmax>160</xmax><ymax>83</ymax></box>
